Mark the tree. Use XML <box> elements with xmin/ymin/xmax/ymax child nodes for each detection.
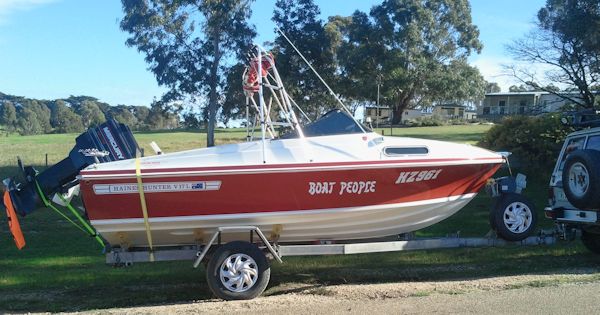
<box><xmin>272</xmin><ymin>0</ymin><xmax>339</xmax><ymax>120</ymax></box>
<box><xmin>22</xmin><ymin>100</ymin><xmax>52</xmax><ymax>133</ymax></box>
<box><xmin>78</xmin><ymin>100</ymin><xmax>106</xmax><ymax>129</ymax></box>
<box><xmin>509</xmin><ymin>84</ymin><xmax>530</xmax><ymax>92</ymax></box>
<box><xmin>425</xmin><ymin>58</ymin><xmax>486</xmax><ymax>105</ymax></box>
<box><xmin>486</xmin><ymin>82</ymin><xmax>502</xmax><ymax>93</ymax></box>
<box><xmin>50</xmin><ymin>100</ymin><xmax>84</xmax><ymax>133</ymax></box>
<box><xmin>17</xmin><ymin>108</ymin><xmax>42</xmax><ymax>135</ymax></box>
<box><xmin>182</xmin><ymin>110</ymin><xmax>202</xmax><ymax>129</ymax></box>
<box><xmin>107</xmin><ymin>105</ymin><xmax>138</xmax><ymax>127</ymax></box>
<box><xmin>221</xmin><ymin>63</ymin><xmax>249</xmax><ymax>124</ymax></box>
<box><xmin>146</xmin><ymin>100</ymin><xmax>180</xmax><ymax>130</ymax></box>
<box><xmin>64</xmin><ymin>95</ymin><xmax>111</xmax><ymax>114</ymax></box>
<box><xmin>132</xmin><ymin>106</ymin><xmax>151</xmax><ymax>130</ymax></box>
<box><xmin>331</xmin><ymin>0</ymin><xmax>484</xmax><ymax>123</ymax></box>
<box><xmin>0</xmin><ymin>101</ymin><xmax>17</xmax><ymax>133</ymax></box>
<box><xmin>507</xmin><ymin>0</ymin><xmax>599</xmax><ymax>108</ymax></box>
<box><xmin>545</xmin><ymin>83</ymin><xmax>561</xmax><ymax>92</ymax></box>
<box><xmin>120</xmin><ymin>0</ymin><xmax>256</xmax><ymax>147</ymax></box>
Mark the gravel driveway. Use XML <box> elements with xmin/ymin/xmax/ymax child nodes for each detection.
<box><xmin>80</xmin><ymin>271</ymin><xmax>600</xmax><ymax>314</ymax></box>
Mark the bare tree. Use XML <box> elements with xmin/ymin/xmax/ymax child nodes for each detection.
<box><xmin>506</xmin><ymin>0</ymin><xmax>599</xmax><ymax>109</ymax></box>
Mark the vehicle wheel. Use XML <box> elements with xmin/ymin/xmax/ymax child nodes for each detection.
<box><xmin>562</xmin><ymin>150</ymin><xmax>600</xmax><ymax>209</ymax></box>
<box><xmin>581</xmin><ymin>229</ymin><xmax>600</xmax><ymax>254</ymax></box>
<box><xmin>492</xmin><ymin>193</ymin><xmax>537</xmax><ymax>241</ymax></box>
<box><xmin>205</xmin><ymin>241</ymin><xmax>270</xmax><ymax>300</ymax></box>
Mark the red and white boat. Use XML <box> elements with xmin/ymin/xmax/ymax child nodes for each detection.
<box><xmin>80</xmin><ymin>126</ymin><xmax>502</xmax><ymax>247</ymax></box>
<box><xmin>3</xmin><ymin>45</ymin><xmax>504</xmax><ymax>250</ymax></box>
<box><xmin>77</xmin><ymin>46</ymin><xmax>503</xmax><ymax>248</ymax></box>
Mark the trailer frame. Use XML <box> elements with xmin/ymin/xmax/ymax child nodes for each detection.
<box><xmin>106</xmin><ymin>225</ymin><xmax>556</xmax><ymax>265</ymax></box>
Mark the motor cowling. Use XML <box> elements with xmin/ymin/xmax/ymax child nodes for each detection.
<box><xmin>3</xmin><ymin>119</ymin><xmax>140</xmax><ymax>217</ymax></box>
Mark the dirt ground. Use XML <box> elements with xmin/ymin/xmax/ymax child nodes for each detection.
<box><xmin>78</xmin><ymin>271</ymin><xmax>600</xmax><ymax>314</ymax></box>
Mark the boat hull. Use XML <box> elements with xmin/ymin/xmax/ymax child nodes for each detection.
<box><xmin>80</xmin><ymin>160</ymin><xmax>501</xmax><ymax>247</ymax></box>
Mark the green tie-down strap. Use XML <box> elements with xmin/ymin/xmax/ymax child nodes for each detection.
<box><xmin>34</xmin><ymin>180</ymin><xmax>105</xmax><ymax>248</ymax></box>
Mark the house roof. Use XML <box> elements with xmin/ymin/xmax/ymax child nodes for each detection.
<box><xmin>485</xmin><ymin>92</ymin><xmax>547</xmax><ymax>96</ymax></box>
<box><xmin>435</xmin><ymin>104</ymin><xmax>466</xmax><ymax>108</ymax></box>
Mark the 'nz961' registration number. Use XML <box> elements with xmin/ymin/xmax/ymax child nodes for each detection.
<box><xmin>395</xmin><ymin>169</ymin><xmax>442</xmax><ymax>184</ymax></box>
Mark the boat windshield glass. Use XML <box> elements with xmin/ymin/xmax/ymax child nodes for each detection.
<box><xmin>281</xmin><ymin>110</ymin><xmax>370</xmax><ymax>138</ymax></box>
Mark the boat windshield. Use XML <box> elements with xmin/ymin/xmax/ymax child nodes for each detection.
<box><xmin>281</xmin><ymin>110</ymin><xmax>371</xmax><ymax>139</ymax></box>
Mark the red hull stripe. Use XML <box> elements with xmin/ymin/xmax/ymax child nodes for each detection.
<box><xmin>80</xmin><ymin>157</ymin><xmax>503</xmax><ymax>177</ymax></box>
<box><xmin>81</xmin><ymin>163</ymin><xmax>501</xmax><ymax>220</ymax></box>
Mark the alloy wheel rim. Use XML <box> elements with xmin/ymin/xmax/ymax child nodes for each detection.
<box><xmin>503</xmin><ymin>201</ymin><xmax>533</xmax><ymax>233</ymax></box>
<box><xmin>568</xmin><ymin>162</ymin><xmax>590</xmax><ymax>198</ymax></box>
<box><xmin>219</xmin><ymin>253</ymin><xmax>258</xmax><ymax>292</ymax></box>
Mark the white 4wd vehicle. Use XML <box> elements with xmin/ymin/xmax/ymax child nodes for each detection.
<box><xmin>547</xmin><ymin>127</ymin><xmax>600</xmax><ymax>253</ymax></box>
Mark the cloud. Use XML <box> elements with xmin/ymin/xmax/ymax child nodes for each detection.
<box><xmin>0</xmin><ymin>0</ymin><xmax>57</xmax><ymax>23</ymax></box>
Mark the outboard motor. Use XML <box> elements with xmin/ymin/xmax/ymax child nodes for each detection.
<box><xmin>3</xmin><ymin>119</ymin><xmax>140</xmax><ymax>217</ymax></box>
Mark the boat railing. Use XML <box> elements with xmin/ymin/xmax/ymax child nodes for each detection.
<box><xmin>243</xmin><ymin>32</ymin><xmax>368</xmax><ymax>163</ymax></box>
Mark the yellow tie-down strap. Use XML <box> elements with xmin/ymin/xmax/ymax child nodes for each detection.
<box><xmin>135</xmin><ymin>157</ymin><xmax>155</xmax><ymax>262</ymax></box>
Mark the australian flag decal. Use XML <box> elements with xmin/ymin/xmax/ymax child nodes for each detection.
<box><xmin>191</xmin><ymin>182</ymin><xmax>205</xmax><ymax>190</ymax></box>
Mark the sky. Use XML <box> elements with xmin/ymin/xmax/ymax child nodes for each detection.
<box><xmin>0</xmin><ymin>0</ymin><xmax>546</xmax><ymax>106</ymax></box>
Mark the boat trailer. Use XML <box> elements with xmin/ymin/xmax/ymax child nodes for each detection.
<box><xmin>106</xmin><ymin>225</ymin><xmax>557</xmax><ymax>266</ymax></box>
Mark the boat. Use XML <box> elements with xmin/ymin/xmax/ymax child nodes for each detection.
<box><xmin>2</xmin><ymin>45</ymin><xmax>504</xmax><ymax>250</ymax></box>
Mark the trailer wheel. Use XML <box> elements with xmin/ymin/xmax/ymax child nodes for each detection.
<box><xmin>206</xmin><ymin>241</ymin><xmax>270</xmax><ymax>300</ymax></box>
<box><xmin>492</xmin><ymin>193</ymin><xmax>537</xmax><ymax>241</ymax></box>
<box><xmin>562</xmin><ymin>149</ymin><xmax>600</xmax><ymax>209</ymax></box>
<box><xmin>581</xmin><ymin>230</ymin><xmax>600</xmax><ymax>254</ymax></box>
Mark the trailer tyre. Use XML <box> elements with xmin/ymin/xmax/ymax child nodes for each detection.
<box><xmin>581</xmin><ymin>230</ymin><xmax>600</xmax><ymax>254</ymax></box>
<box><xmin>562</xmin><ymin>150</ymin><xmax>600</xmax><ymax>209</ymax></box>
<box><xmin>206</xmin><ymin>241</ymin><xmax>270</xmax><ymax>300</ymax></box>
<box><xmin>492</xmin><ymin>193</ymin><xmax>537</xmax><ymax>241</ymax></box>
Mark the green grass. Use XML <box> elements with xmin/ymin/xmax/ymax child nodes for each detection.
<box><xmin>1</xmin><ymin>125</ymin><xmax>599</xmax><ymax>312</ymax></box>
<box><xmin>372</xmin><ymin>124</ymin><xmax>493</xmax><ymax>144</ymax></box>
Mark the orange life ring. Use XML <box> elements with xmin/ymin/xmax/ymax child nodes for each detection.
<box><xmin>243</xmin><ymin>53</ymin><xmax>275</xmax><ymax>94</ymax></box>
<box><xmin>3</xmin><ymin>190</ymin><xmax>26</xmax><ymax>250</ymax></box>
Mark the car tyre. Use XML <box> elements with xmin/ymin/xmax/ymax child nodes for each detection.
<box><xmin>492</xmin><ymin>193</ymin><xmax>537</xmax><ymax>241</ymax></box>
<box><xmin>562</xmin><ymin>149</ymin><xmax>600</xmax><ymax>209</ymax></box>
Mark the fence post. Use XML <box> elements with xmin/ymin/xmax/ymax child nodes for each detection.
<box><xmin>45</xmin><ymin>153</ymin><xmax>48</xmax><ymax>167</ymax></box>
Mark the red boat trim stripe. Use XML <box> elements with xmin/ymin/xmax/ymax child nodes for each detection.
<box><xmin>89</xmin><ymin>193</ymin><xmax>477</xmax><ymax>228</ymax></box>
<box><xmin>80</xmin><ymin>157</ymin><xmax>504</xmax><ymax>179</ymax></box>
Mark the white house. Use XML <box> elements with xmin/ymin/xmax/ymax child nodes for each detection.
<box><xmin>401</xmin><ymin>109</ymin><xmax>424</xmax><ymax>122</ymax></box>
<box><xmin>539</xmin><ymin>93</ymin><xmax>587</xmax><ymax>112</ymax></box>
<box><xmin>479</xmin><ymin>91</ymin><xmax>596</xmax><ymax>119</ymax></box>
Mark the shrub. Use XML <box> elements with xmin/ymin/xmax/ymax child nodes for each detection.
<box><xmin>449</xmin><ymin>119</ymin><xmax>469</xmax><ymax>125</ymax></box>
<box><xmin>479</xmin><ymin>114</ymin><xmax>574</xmax><ymax>173</ymax></box>
<box><xmin>406</xmin><ymin>116</ymin><xmax>447</xmax><ymax>127</ymax></box>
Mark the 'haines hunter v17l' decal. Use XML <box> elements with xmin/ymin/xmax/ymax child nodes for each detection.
<box><xmin>395</xmin><ymin>169</ymin><xmax>442</xmax><ymax>184</ymax></box>
<box><xmin>93</xmin><ymin>181</ymin><xmax>221</xmax><ymax>195</ymax></box>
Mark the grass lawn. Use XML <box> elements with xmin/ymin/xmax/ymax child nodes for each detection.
<box><xmin>372</xmin><ymin>124</ymin><xmax>493</xmax><ymax>145</ymax></box>
<box><xmin>1</xmin><ymin>125</ymin><xmax>599</xmax><ymax>312</ymax></box>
